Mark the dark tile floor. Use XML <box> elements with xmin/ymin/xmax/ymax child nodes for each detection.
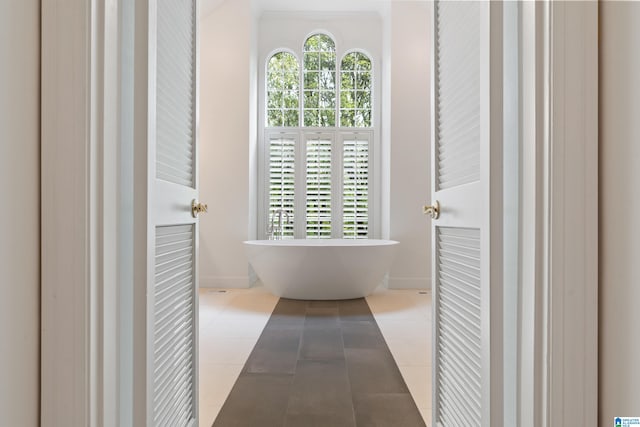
<box><xmin>212</xmin><ymin>298</ymin><xmax>426</xmax><ymax>427</ymax></box>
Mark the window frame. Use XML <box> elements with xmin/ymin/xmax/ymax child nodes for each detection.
<box><xmin>258</xmin><ymin>33</ymin><xmax>379</xmax><ymax>241</ymax></box>
<box><xmin>302</xmin><ymin>32</ymin><xmax>338</xmax><ymax>127</ymax></box>
<box><xmin>339</xmin><ymin>49</ymin><xmax>374</xmax><ymax>128</ymax></box>
<box><xmin>265</xmin><ymin>49</ymin><xmax>301</xmax><ymax>127</ymax></box>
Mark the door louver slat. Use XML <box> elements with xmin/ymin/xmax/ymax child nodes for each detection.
<box><xmin>436</xmin><ymin>226</ymin><xmax>481</xmax><ymax>427</ymax></box>
<box><xmin>156</xmin><ymin>0</ymin><xmax>196</xmax><ymax>188</ymax></box>
<box><xmin>153</xmin><ymin>224</ymin><xmax>196</xmax><ymax>427</ymax></box>
<box><xmin>435</xmin><ymin>1</ymin><xmax>481</xmax><ymax>191</ymax></box>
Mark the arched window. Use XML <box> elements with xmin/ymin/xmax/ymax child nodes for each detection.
<box><xmin>303</xmin><ymin>34</ymin><xmax>336</xmax><ymax>127</ymax></box>
<box><xmin>340</xmin><ymin>52</ymin><xmax>372</xmax><ymax>127</ymax></box>
<box><xmin>266</xmin><ymin>52</ymin><xmax>299</xmax><ymax>127</ymax></box>
<box><xmin>262</xmin><ymin>34</ymin><xmax>374</xmax><ymax>240</ymax></box>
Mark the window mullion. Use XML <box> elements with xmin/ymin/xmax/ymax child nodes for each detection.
<box><xmin>336</xmin><ymin>56</ymin><xmax>341</xmax><ymax>127</ymax></box>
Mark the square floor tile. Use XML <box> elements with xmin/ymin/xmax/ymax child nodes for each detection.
<box><xmin>243</xmin><ymin>328</ymin><xmax>302</xmax><ymax>374</ymax></box>
<box><xmin>352</xmin><ymin>393</ymin><xmax>426</xmax><ymax>427</ymax></box>
<box><xmin>212</xmin><ymin>373</ymin><xmax>293</xmax><ymax>427</ymax></box>
<box><xmin>285</xmin><ymin>359</ymin><xmax>354</xmax><ymax>418</ymax></box>
<box><xmin>344</xmin><ymin>348</ymin><xmax>409</xmax><ymax>395</ymax></box>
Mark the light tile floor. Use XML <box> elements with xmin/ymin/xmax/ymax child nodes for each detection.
<box><xmin>198</xmin><ymin>286</ymin><xmax>432</xmax><ymax>427</ymax></box>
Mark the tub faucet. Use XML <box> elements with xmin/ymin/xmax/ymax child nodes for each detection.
<box><xmin>268</xmin><ymin>209</ymin><xmax>290</xmax><ymax>240</ymax></box>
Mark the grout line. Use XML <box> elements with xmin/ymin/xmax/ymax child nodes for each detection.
<box><xmin>338</xmin><ymin>302</ymin><xmax>359</xmax><ymax>427</ymax></box>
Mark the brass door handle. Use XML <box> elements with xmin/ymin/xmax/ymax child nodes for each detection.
<box><xmin>191</xmin><ymin>200</ymin><xmax>208</xmax><ymax>218</ymax></box>
<box><xmin>423</xmin><ymin>200</ymin><xmax>440</xmax><ymax>219</ymax></box>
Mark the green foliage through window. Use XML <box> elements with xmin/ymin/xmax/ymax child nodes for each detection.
<box><xmin>264</xmin><ymin>36</ymin><xmax>373</xmax><ymax>239</ymax></box>
<box><xmin>267</xmin><ymin>52</ymin><xmax>300</xmax><ymax>127</ymax></box>
<box><xmin>340</xmin><ymin>52</ymin><xmax>372</xmax><ymax>127</ymax></box>
<box><xmin>303</xmin><ymin>34</ymin><xmax>336</xmax><ymax>127</ymax></box>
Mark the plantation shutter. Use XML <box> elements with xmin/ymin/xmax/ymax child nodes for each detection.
<box><xmin>305</xmin><ymin>135</ymin><xmax>332</xmax><ymax>238</ymax></box>
<box><xmin>268</xmin><ymin>135</ymin><xmax>296</xmax><ymax>238</ymax></box>
<box><xmin>342</xmin><ymin>135</ymin><xmax>369</xmax><ymax>238</ymax></box>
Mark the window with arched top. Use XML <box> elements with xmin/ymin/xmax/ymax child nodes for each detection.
<box><xmin>262</xmin><ymin>33</ymin><xmax>374</xmax><ymax>240</ymax></box>
<box><xmin>340</xmin><ymin>52</ymin><xmax>372</xmax><ymax>127</ymax></box>
<box><xmin>303</xmin><ymin>34</ymin><xmax>337</xmax><ymax>127</ymax></box>
<box><xmin>266</xmin><ymin>52</ymin><xmax>300</xmax><ymax>127</ymax></box>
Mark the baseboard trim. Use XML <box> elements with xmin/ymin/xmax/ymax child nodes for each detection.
<box><xmin>199</xmin><ymin>276</ymin><xmax>251</xmax><ymax>289</ymax></box>
<box><xmin>388</xmin><ymin>277</ymin><xmax>431</xmax><ymax>290</ymax></box>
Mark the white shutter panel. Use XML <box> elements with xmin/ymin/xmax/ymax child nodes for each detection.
<box><xmin>268</xmin><ymin>135</ymin><xmax>296</xmax><ymax>238</ymax></box>
<box><xmin>156</xmin><ymin>0</ymin><xmax>196</xmax><ymax>188</ymax></box>
<box><xmin>153</xmin><ymin>225</ymin><xmax>196</xmax><ymax>427</ymax></box>
<box><xmin>342</xmin><ymin>135</ymin><xmax>369</xmax><ymax>239</ymax></box>
<box><xmin>306</xmin><ymin>135</ymin><xmax>332</xmax><ymax>238</ymax></box>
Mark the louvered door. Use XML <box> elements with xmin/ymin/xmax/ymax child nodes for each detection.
<box><xmin>136</xmin><ymin>0</ymin><xmax>200</xmax><ymax>425</ymax></box>
<box><xmin>430</xmin><ymin>2</ymin><xmax>503</xmax><ymax>426</ymax></box>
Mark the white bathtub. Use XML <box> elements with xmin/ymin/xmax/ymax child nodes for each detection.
<box><xmin>244</xmin><ymin>239</ymin><xmax>399</xmax><ymax>300</ymax></box>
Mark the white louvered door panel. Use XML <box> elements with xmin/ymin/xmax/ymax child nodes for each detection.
<box><xmin>153</xmin><ymin>225</ymin><xmax>196</xmax><ymax>426</ymax></box>
<box><xmin>156</xmin><ymin>0</ymin><xmax>195</xmax><ymax>188</ymax></box>
<box><xmin>135</xmin><ymin>0</ymin><xmax>200</xmax><ymax>425</ymax></box>
<box><xmin>436</xmin><ymin>2</ymin><xmax>480</xmax><ymax>191</ymax></box>
<box><xmin>436</xmin><ymin>227</ymin><xmax>481</xmax><ymax>425</ymax></box>
<box><xmin>430</xmin><ymin>1</ymin><xmax>503</xmax><ymax>426</ymax></box>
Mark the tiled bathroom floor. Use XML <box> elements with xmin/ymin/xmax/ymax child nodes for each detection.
<box><xmin>198</xmin><ymin>286</ymin><xmax>432</xmax><ymax>427</ymax></box>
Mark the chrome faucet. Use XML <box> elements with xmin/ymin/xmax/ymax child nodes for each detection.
<box><xmin>268</xmin><ymin>209</ymin><xmax>291</xmax><ymax>240</ymax></box>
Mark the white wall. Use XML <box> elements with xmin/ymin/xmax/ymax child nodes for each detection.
<box><xmin>388</xmin><ymin>1</ymin><xmax>431</xmax><ymax>289</ymax></box>
<box><xmin>600</xmin><ymin>2</ymin><xmax>640</xmax><ymax>424</ymax></box>
<box><xmin>0</xmin><ymin>1</ymin><xmax>40</xmax><ymax>425</ymax></box>
<box><xmin>200</xmin><ymin>0</ymin><xmax>254</xmax><ymax>288</ymax></box>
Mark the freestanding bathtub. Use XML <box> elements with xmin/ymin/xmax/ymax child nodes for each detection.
<box><xmin>243</xmin><ymin>239</ymin><xmax>399</xmax><ymax>300</ymax></box>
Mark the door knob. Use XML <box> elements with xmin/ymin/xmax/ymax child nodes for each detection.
<box><xmin>423</xmin><ymin>200</ymin><xmax>440</xmax><ymax>219</ymax></box>
<box><xmin>191</xmin><ymin>200</ymin><xmax>208</xmax><ymax>218</ymax></box>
